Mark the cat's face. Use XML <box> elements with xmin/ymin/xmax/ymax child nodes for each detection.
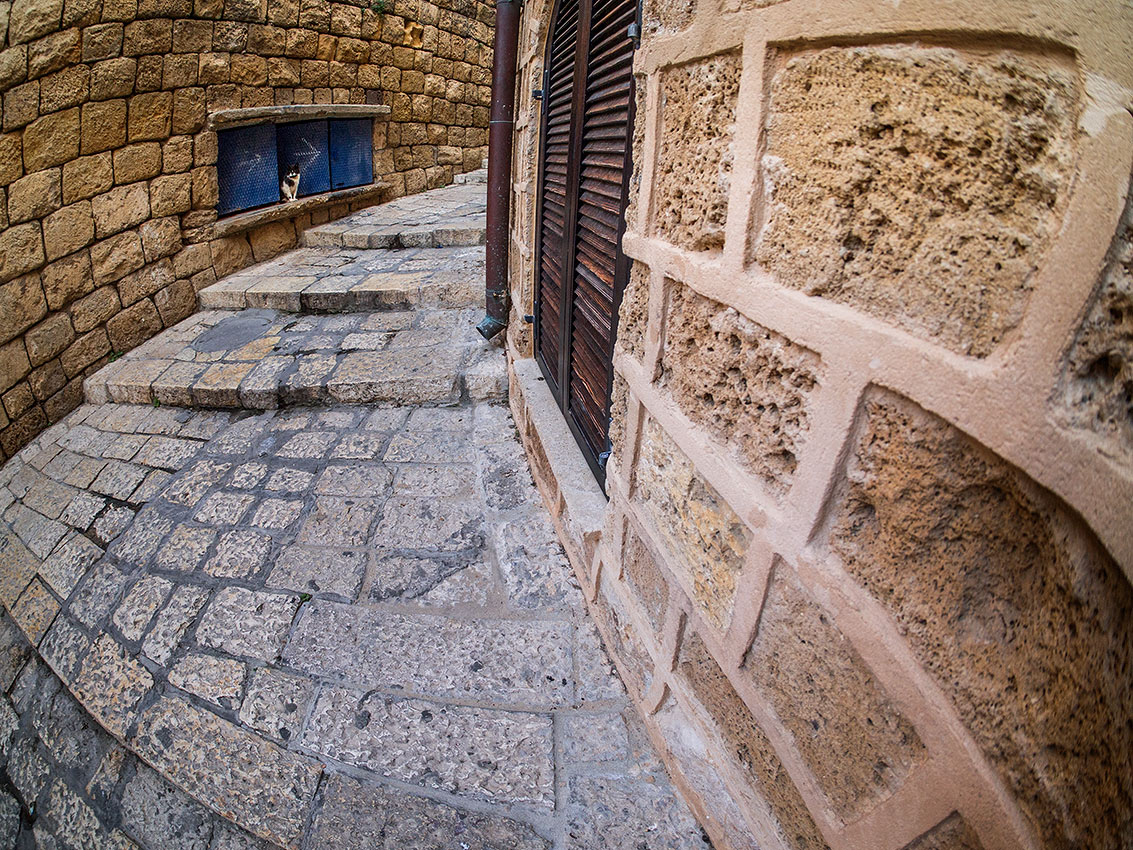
<box><xmin>286</xmin><ymin>165</ymin><xmax>300</xmax><ymax>178</ymax></box>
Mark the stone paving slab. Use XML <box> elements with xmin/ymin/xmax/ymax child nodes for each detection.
<box><xmin>300</xmin><ymin>178</ymin><xmax>486</xmax><ymax>250</ymax></box>
<box><xmin>85</xmin><ymin>308</ymin><xmax>506</xmax><ymax>409</ymax></box>
<box><xmin>0</xmin><ymin>400</ymin><xmax>707</xmax><ymax>849</ymax></box>
<box><xmin>199</xmin><ymin>246</ymin><xmax>484</xmax><ymax>312</ymax></box>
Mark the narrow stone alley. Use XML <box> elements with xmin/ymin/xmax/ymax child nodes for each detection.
<box><xmin>0</xmin><ymin>178</ymin><xmax>707</xmax><ymax>849</ymax></box>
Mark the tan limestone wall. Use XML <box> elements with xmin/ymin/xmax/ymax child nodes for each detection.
<box><xmin>0</xmin><ymin>0</ymin><xmax>492</xmax><ymax>460</ymax></box>
<box><xmin>505</xmin><ymin>2</ymin><xmax>1133</xmax><ymax>849</ymax></box>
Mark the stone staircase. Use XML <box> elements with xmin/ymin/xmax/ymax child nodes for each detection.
<box><xmin>86</xmin><ymin>178</ymin><xmax>502</xmax><ymax>411</ymax></box>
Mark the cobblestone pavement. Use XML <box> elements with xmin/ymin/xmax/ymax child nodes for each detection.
<box><xmin>0</xmin><ymin>178</ymin><xmax>708</xmax><ymax>850</ymax></box>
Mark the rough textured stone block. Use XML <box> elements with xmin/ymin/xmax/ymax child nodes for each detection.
<box><xmin>902</xmin><ymin>813</ymin><xmax>984</xmax><ymax>850</ymax></box>
<box><xmin>830</xmin><ymin>390</ymin><xmax>1133</xmax><ymax>849</ymax></box>
<box><xmin>621</xmin><ymin>526</ymin><xmax>667</xmax><ymax>633</ymax></box>
<box><xmin>654</xmin><ymin>53</ymin><xmax>740</xmax><ymax>251</ymax></box>
<box><xmin>635</xmin><ymin>417</ymin><xmax>748</xmax><ymax>629</ymax></box>
<box><xmin>679</xmin><ymin>631</ymin><xmax>828</xmax><ymax>850</ymax></box>
<box><xmin>755</xmin><ymin>47</ymin><xmax>1077</xmax><ymax>357</ymax></box>
<box><xmin>1057</xmin><ymin>174</ymin><xmax>1133</xmax><ymax>459</ymax></box>
<box><xmin>615</xmin><ymin>260</ymin><xmax>648</xmax><ymax>361</ymax></box>
<box><xmin>310</xmin><ymin>773</ymin><xmax>549</xmax><ymax>850</ymax></box>
<box><xmin>745</xmin><ymin>566</ymin><xmax>924</xmax><ymax>819</ymax></box>
<box><xmin>661</xmin><ymin>283</ymin><xmax>819</xmax><ymax>494</ymax></box>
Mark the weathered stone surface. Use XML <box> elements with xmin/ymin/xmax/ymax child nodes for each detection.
<box><xmin>71</xmin><ymin>634</ymin><xmax>154</xmax><ymax>737</ymax></box>
<box><xmin>679</xmin><ymin>631</ymin><xmax>828</xmax><ymax>849</ymax></box>
<box><xmin>621</xmin><ymin>526</ymin><xmax>667</xmax><ymax>633</ymax></box>
<box><xmin>303</xmin><ymin>686</ymin><xmax>555</xmax><ymax>805</ymax></box>
<box><xmin>745</xmin><ymin>566</ymin><xmax>924</xmax><ymax>819</ymax></box>
<box><xmin>615</xmin><ymin>261</ymin><xmax>648</xmax><ymax>361</ymax></box>
<box><xmin>238</xmin><ymin>666</ymin><xmax>312</xmax><ymax>743</ymax></box>
<box><xmin>285</xmin><ymin>601</ymin><xmax>574</xmax><ymax>707</ymax></box>
<box><xmin>267</xmin><ymin>544</ymin><xmax>365</xmax><ymax>599</ymax></box>
<box><xmin>133</xmin><ymin>696</ymin><xmax>321</xmax><ymax>849</ymax></box>
<box><xmin>661</xmin><ymin>284</ymin><xmax>819</xmax><ymax>493</ymax></box>
<box><xmin>140</xmin><ymin>583</ymin><xmax>208</xmax><ymax>664</ymax></box>
<box><xmin>196</xmin><ymin>586</ymin><xmax>299</xmax><ymax>660</ymax></box>
<box><xmin>168</xmin><ymin>653</ymin><xmax>246</xmax><ymax>709</ymax></box>
<box><xmin>755</xmin><ymin>47</ymin><xmax>1077</xmax><ymax>357</ymax></box>
<box><xmin>635</xmin><ymin>417</ymin><xmax>749</xmax><ymax>629</ymax></box>
<box><xmin>12</xmin><ymin>577</ymin><xmax>59</xmax><ymax>644</ymax></box>
<box><xmin>1057</xmin><ymin>173</ymin><xmax>1133</xmax><ymax>459</ymax></box>
<box><xmin>309</xmin><ymin>773</ymin><xmax>550</xmax><ymax>850</ymax></box>
<box><xmin>655</xmin><ymin>53</ymin><xmax>740</xmax><ymax>251</ymax></box>
<box><xmin>565</xmin><ymin>772</ymin><xmax>707</xmax><ymax>850</ymax></box>
<box><xmin>902</xmin><ymin>813</ymin><xmax>984</xmax><ymax>850</ymax></box>
<box><xmin>830</xmin><ymin>391</ymin><xmax>1133</xmax><ymax>849</ymax></box>
<box><xmin>111</xmin><ymin>574</ymin><xmax>173</xmax><ymax>641</ymax></box>
<box><xmin>120</xmin><ymin>765</ymin><xmax>214</xmax><ymax>850</ymax></box>
<box><xmin>561</xmin><ymin>712</ymin><xmax>629</xmax><ymax>763</ymax></box>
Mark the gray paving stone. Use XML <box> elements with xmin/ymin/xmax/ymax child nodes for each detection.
<box><xmin>204</xmin><ymin>530</ymin><xmax>274</xmax><ymax>579</ymax></box>
<box><xmin>120</xmin><ymin>765</ymin><xmax>215</xmax><ymax>850</ymax></box>
<box><xmin>304</xmin><ymin>685</ymin><xmax>554</xmax><ymax>806</ymax></box>
<box><xmin>561</xmin><ymin>712</ymin><xmax>631</xmax><ymax>764</ymax></box>
<box><xmin>238</xmin><ymin>666</ymin><xmax>314</xmax><ymax>744</ymax></box>
<box><xmin>39</xmin><ymin>616</ymin><xmax>92</xmax><ymax>684</ymax></box>
<box><xmin>197</xmin><ymin>587</ymin><xmax>300</xmax><ymax>661</ymax></box>
<box><xmin>40</xmin><ymin>533</ymin><xmax>103</xmax><ymax>598</ymax></box>
<box><xmin>163</xmin><ymin>461</ymin><xmax>232</xmax><ymax>507</ymax></box>
<box><xmin>70</xmin><ymin>562</ymin><xmax>130</xmax><ymax>629</ymax></box>
<box><xmin>193</xmin><ymin>491</ymin><xmax>257</xmax><ymax>525</ymax></box>
<box><xmin>0</xmin><ymin>791</ymin><xmax>17</xmax><ymax>848</ymax></box>
<box><xmin>266</xmin><ymin>545</ymin><xmax>366</xmax><ymax>600</ymax></box>
<box><xmin>142</xmin><ymin>584</ymin><xmax>210</xmax><ymax>665</ymax></box>
<box><xmin>564</xmin><ymin>773</ymin><xmax>708</xmax><ymax>850</ymax></box>
<box><xmin>297</xmin><ymin>497</ymin><xmax>379</xmax><ymax>547</ymax></box>
<box><xmin>309</xmin><ymin>773</ymin><xmax>549</xmax><ymax>850</ymax></box>
<box><xmin>133</xmin><ymin>696</ymin><xmax>321</xmax><ymax>850</ymax></box>
<box><xmin>168</xmin><ymin>654</ymin><xmax>246</xmax><ymax>710</ymax></box>
<box><xmin>285</xmin><ymin>602</ymin><xmax>573</xmax><ymax>708</ymax></box>
<box><xmin>92</xmin><ymin>506</ymin><xmax>136</xmax><ymax>544</ymax></box>
<box><xmin>112</xmin><ymin>575</ymin><xmax>174</xmax><ymax>641</ymax></box>
<box><xmin>72</xmin><ymin>635</ymin><xmax>154</xmax><ymax>738</ymax></box>
<box><xmin>374</xmin><ymin>496</ymin><xmax>484</xmax><ymax>553</ymax></box>
<box><xmin>155</xmin><ymin>524</ymin><xmax>217</xmax><ymax>573</ymax></box>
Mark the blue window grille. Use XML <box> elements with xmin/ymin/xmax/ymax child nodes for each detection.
<box><xmin>277</xmin><ymin>120</ymin><xmax>331</xmax><ymax>197</ymax></box>
<box><xmin>217</xmin><ymin>124</ymin><xmax>280</xmax><ymax>216</ymax></box>
<box><xmin>215</xmin><ymin>118</ymin><xmax>375</xmax><ymax>216</ymax></box>
<box><xmin>330</xmin><ymin>119</ymin><xmax>374</xmax><ymax>190</ymax></box>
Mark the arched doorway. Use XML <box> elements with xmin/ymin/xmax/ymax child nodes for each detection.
<box><xmin>533</xmin><ymin>0</ymin><xmax>638</xmax><ymax>488</ymax></box>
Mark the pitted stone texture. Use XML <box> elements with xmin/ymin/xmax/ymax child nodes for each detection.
<box><xmin>744</xmin><ymin>566</ymin><xmax>925</xmax><ymax>820</ymax></box>
<box><xmin>120</xmin><ymin>765</ymin><xmax>215</xmax><ymax>850</ymax></box>
<box><xmin>133</xmin><ymin>696</ymin><xmax>321</xmax><ymax>849</ymax></box>
<box><xmin>679</xmin><ymin>631</ymin><xmax>829</xmax><ymax>850</ymax></box>
<box><xmin>621</xmin><ymin>526</ymin><xmax>668</xmax><ymax>633</ymax></box>
<box><xmin>643</xmin><ymin>0</ymin><xmax>696</xmax><ymax>34</ymax></box>
<box><xmin>615</xmin><ymin>261</ymin><xmax>649</xmax><ymax>361</ymax></box>
<box><xmin>831</xmin><ymin>391</ymin><xmax>1133</xmax><ymax>850</ymax></box>
<box><xmin>661</xmin><ymin>284</ymin><xmax>819</xmax><ymax>494</ymax></box>
<box><xmin>238</xmin><ymin>667</ymin><xmax>314</xmax><ymax>744</ymax></box>
<box><xmin>565</xmin><ymin>773</ymin><xmax>707</xmax><ymax>850</ymax></box>
<box><xmin>196</xmin><ymin>587</ymin><xmax>300</xmax><ymax>661</ymax></box>
<box><xmin>635</xmin><ymin>417</ymin><xmax>749</xmax><ymax>629</ymax></box>
<box><xmin>755</xmin><ymin>46</ymin><xmax>1078</xmax><ymax>357</ymax></box>
<box><xmin>1057</xmin><ymin>174</ymin><xmax>1133</xmax><ymax>458</ymax></box>
<box><xmin>902</xmin><ymin>813</ymin><xmax>984</xmax><ymax>850</ymax></box>
<box><xmin>309</xmin><ymin>773</ymin><xmax>550</xmax><ymax>850</ymax></box>
<box><xmin>303</xmin><ymin>686</ymin><xmax>555</xmax><ymax>806</ymax></box>
<box><xmin>285</xmin><ymin>602</ymin><xmax>574</xmax><ymax>708</ymax></box>
<box><xmin>655</xmin><ymin>53</ymin><xmax>741</xmax><ymax>251</ymax></box>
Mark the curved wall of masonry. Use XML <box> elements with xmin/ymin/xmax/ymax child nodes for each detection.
<box><xmin>505</xmin><ymin>1</ymin><xmax>1133</xmax><ymax>849</ymax></box>
<box><xmin>0</xmin><ymin>0</ymin><xmax>493</xmax><ymax>460</ymax></box>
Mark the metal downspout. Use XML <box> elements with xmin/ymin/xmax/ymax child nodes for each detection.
<box><xmin>476</xmin><ymin>0</ymin><xmax>522</xmax><ymax>340</ymax></box>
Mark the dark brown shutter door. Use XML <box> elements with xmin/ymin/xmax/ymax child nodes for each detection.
<box><xmin>568</xmin><ymin>0</ymin><xmax>636</xmax><ymax>460</ymax></box>
<box><xmin>534</xmin><ymin>0</ymin><xmax>580</xmax><ymax>395</ymax></box>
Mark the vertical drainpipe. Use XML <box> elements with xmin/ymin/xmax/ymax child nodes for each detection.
<box><xmin>476</xmin><ymin>0</ymin><xmax>522</xmax><ymax>340</ymax></box>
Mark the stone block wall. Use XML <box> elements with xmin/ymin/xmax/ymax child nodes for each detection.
<box><xmin>0</xmin><ymin>0</ymin><xmax>492</xmax><ymax>459</ymax></box>
<box><xmin>505</xmin><ymin>2</ymin><xmax>1133</xmax><ymax>849</ymax></box>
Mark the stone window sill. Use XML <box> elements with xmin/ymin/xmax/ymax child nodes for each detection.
<box><xmin>208</xmin><ymin>103</ymin><xmax>392</xmax><ymax>131</ymax></box>
<box><xmin>204</xmin><ymin>182</ymin><xmax>390</xmax><ymax>241</ymax></box>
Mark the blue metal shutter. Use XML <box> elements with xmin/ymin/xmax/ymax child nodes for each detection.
<box><xmin>217</xmin><ymin>124</ymin><xmax>280</xmax><ymax>215</ymax></box>
<box><xmin>276</xmin><ymin>120</ymin><xmax>331</xmax><ymax>197</ymax></box>
<box><xmin>329</xmin><ymin>118</ymin><xmax>373</xmax><ymax>189</ymax></box>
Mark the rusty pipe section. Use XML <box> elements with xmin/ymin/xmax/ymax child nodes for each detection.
<box><xmin>477</xmin><ymin>0</ymin><xmax>522</xmax><ymax>340</ymax></box>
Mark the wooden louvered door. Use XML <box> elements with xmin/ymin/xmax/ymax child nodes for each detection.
<box><xmin>534</xmin><ymin>0</ymin><xmax>636</xmax><ymax>488</ymax></box>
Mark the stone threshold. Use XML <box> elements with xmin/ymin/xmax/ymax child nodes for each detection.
<box><xmin>203</xmin><ymin>182</ymin><xmax>390</xmax><ymax>241</ymax></box>
<box><xmin>208</xmin><ymin>103</ymin><xmax>392</xmax><ymax>130</ymax></box>
<box><xmin>509</xmin><ymin>357</ymin><xmax>607</xmax><ymax>574</ymax></box>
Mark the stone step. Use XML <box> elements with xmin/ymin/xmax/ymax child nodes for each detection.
<box><xmin>198</xmin><ymin>245</ymin><xmax>484</xmax><ymax>313</ymax></box>
<box><xmin>85</xmin><ymin>308</ymin><xmax>507</xmax><ymax>410</ymax></box>
<box><xmin>301</xmin><ymin>180</ymin><xmax>486</xmax><ymax>250</ymax></box>
<box><xmin>453</xmin><ymin>166</ymin><xmax>488</xmax><ymax>184</ymax></box>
